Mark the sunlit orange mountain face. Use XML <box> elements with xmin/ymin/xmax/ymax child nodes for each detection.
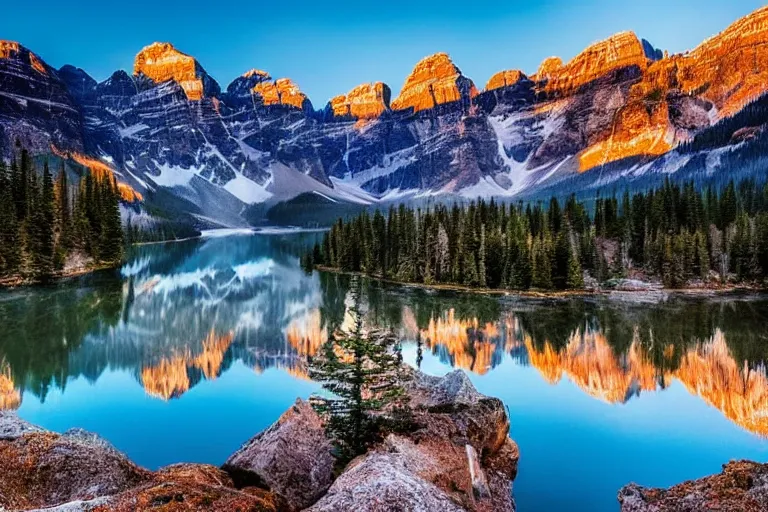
<box><xmin>3</xmin><ymin>6</ymin><xmax>768</xmax><ymax>225</ymax></box>
<box><xmin>119</xmin><ymin>288</ymin><xmax>768</xmax><ymax>437</ymax></box>
<box><xmin>415</xmin><ymin>309</ymin><xmax>768</xmax><ymax>438</ymax></box>
<box><xmin>2</xmin><ymin>229</ymin><xmax>767</xmax><ymax>442</ymax></box>
<box><xmin>0</xmin><ymin>359</ymin><xmax>21</xmax><ymax>411</ymax></box>
<box><xmin>141</xmin><ymin>330</ymin><xmax>234</xmax><ymax>400</ymax></box>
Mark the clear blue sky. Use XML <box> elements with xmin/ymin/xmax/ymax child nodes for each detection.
<box><xmin>2</xmin><ymin>0</ymin><xmax>765</xmax><ymax>106</ymax></box>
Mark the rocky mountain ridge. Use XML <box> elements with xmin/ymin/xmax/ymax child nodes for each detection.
<box><xmin>2</xmin><ymin>6</ymin><xmax>768</xmax><ymax>226</ymax></box>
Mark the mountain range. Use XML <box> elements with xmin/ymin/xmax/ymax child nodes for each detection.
<box><xmin>2</xmin><ymin>6</ymin><xmax>768</xmax><ymax>227</ymax></box>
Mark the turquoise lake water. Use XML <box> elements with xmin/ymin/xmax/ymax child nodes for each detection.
<box><xmin>1</xmin><ymin>231</ymin><xmax>767</xmax><ymax>511</ymax></box>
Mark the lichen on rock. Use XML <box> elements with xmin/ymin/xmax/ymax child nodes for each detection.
<box><xmin>223</xmin><ymin>398</ymin><xmax>335</xmax><ymax>510</ymax></box>
<box><xmin>618</xmin><ymin>460</ymin><xmax>768</xmax><ymax>512</ymax></box>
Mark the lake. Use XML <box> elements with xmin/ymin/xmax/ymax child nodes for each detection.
<box><xmin>1</xmin><ymin>231</ymin><xmax>767</xmax><ymax>511</ymax></box>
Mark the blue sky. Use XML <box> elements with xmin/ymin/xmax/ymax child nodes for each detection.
<box><xmin>2</xmin><ymin>0</ymin><xmax>765</xmax><ymax>105</ymax></box>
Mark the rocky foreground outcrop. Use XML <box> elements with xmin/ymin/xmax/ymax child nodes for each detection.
<box><xmin>0</xmin><ymin>414</ymin><xmax>281</xmax><ymax>511</ymax></box>
<box><xmin>0</xmin><ymin>370</ymin><xmax>519</xmax><ymax>511</ymax></box>
<box><xmin>618</xmin><ymin>461</ymin><xmax>768</xmax><ymax>512</ymax></box>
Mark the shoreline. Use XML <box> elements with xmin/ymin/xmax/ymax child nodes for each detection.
<box><xmin>313</xmin><ymin>265</ymin><xmax>767</xmax><ymax>300</ymax></box>
<box><xmin>0</xmin><ymin>226</ymin><xmax>327</xmax><ymax>289</ymax></box>
<box><xmin>133</xmin><ymin>226</ymin><xmax>328</xmax><ymax>246</ymax></box>
<box><xmin>0</xmin><ymin>370</ymin><xmax>521</xmax><ymax>511</ymax></box>
<box><xmin>0</xmin><ymin>262</ymin><xmax>120</xmax><ymax>289</ymax></box>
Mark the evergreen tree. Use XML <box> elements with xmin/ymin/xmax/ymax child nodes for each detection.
<box><xmin>33</xmin><ymin>161</ymin><xmax>56</xmax><ymax>279</ymax></box>
<box><xmin>0</xmin><ymin>161</ymin><xmax>20</xmax><ymax>275</ymax></box>
<box><xmin>308</xmin><ymin>280</ymin><xmax>409</xmax><ymax>464</ymax></box>
<box><xmin>566</xmin><ymin>244</ymin><xmax>584</xmax><ymax>290</ymax></box>
<box><xmin>305</xmin><ymin>177</ymin><xmax>768</xmax><ymax>291</ymax></box>
<box><xmin>99</xmin><ymin>176</ymin><xmax>124</xmax><ymax>263</ymax></box>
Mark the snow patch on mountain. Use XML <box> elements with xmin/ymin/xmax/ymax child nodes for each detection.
<box><xmin>224</xmin><ymin>171</ymin><xmax>271</xmax><ymax>204</ymax></box>
<box><xmin>147</xmin><ymin>162</ymin><xmax>198</xmax><ymax>188</ymax></box>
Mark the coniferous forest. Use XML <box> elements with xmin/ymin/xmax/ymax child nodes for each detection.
<box><xmin>305</xmin><ymin>179</ymin><xmax>768</xmax><ymax>290</ymax></box>
<box><xmin>0</xmin><ymin>147</ymin><xmax>124</xmax><ymax>282</ymax></box>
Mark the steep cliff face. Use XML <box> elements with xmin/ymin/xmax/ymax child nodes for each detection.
<box><xmin>512</xmin><ymin>32</ymin><xmax>677</xmax><ymax>173</ymax></box>
<box><xmin>540</xmin><ymin>32</ymin><xmax>649</xmax><ymax>96</ymax></box>
<box><xmin>328</xmin><ymin>82</ymin><xmax>391</xmax><ymax>119</ymax></box>
<box><xmin>251</xmin><ymin>77</ymin><xmax>311</xmax><ymax>110</ymax></box>
<box><xmin>486</xmin><ymin>70</ymin><xmax>527</xmax><ymax>91</ymax></box>
<box><xmin>513</xmin><ymin>7</ymin><xmax>768</xmax><ymax>174</ymax></box>
<box><xmin>532</xmin><ymin>56</ymin><xmax>563</xmax><ymax>81</ymax></box>
<box><xmin>678</xmin><ymin>4</ymin><xmax>768</xmax><ymax>119</ymax></box>
<box><xmin>0</xmin><ymin>41</ymin><xmax>84</xmax><ymax>157</ymax></box>
<box><xmin>391</xmin><ymin>53</ymin><xmax>478</xmax><ymax>113</ymax></box>
<box><xmin>133</xmin><ymin>42</ymin><xmax>220</xmax><ymax>100</ymax></box>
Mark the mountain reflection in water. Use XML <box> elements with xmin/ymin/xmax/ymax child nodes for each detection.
<box><xmin>1</xmin><ymin>232</ymin><xmax>767</xmax><ymax>444</ymax></box>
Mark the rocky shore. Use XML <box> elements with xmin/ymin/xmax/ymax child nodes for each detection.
<box><xmin>0</xmin><ymin>370</ymin><xmax>520</xmax><ymax>511</ymax></box>
<box><xmin>619</xmin><ymin>461</ymin><xmax>768</xmax><ymax>512</ymax></box>
<box><xmin>3</xmin><ymin>368</ymin><xmax>765</xmax><ymax>511</ymax></box>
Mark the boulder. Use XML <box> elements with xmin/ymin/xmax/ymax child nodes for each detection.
<box><xmin>306</xmin><ymin>449</ymin><xmax>465</xmax><ymax>512</ymax></box>
<box><xmin>0</xmin><ymin>412</ymin><xmax>284</xmax><ymax>512</ymax></box>
<box><xmin>0</xmin><ymin>411</ymin><xmax>43</xmax><ymax>440</ymax></box>
<box><xmin>618</xmin><ymin>460</ymin><xmax>768</xmax><ymax>512</ymax></box>
<box><xmin>0</xmin><ymin>419</ymin><xmax>150</xmax><ymax>510</ymax></box>
<box><xmin>93</xmin><ymin>463</ymin><xmax>284</xmax><ymax>512</ymax></box>
<box><xmin>399</xmin><ymin>370</ymin><xmax>518</xmax><ymax>511</ymax></box>
<box><xmin>405</xmin><ymin>370</ymin><xmax>513</xmax><ymax>456</ymax></box>
<box><xmin>308</xmin><ymin>370</ymin><xmax>519</xmax><ymax>512</ymax></box>
<box><xmin>222</xmin><ymin>398</ymin><xmax>335</xmax><ymax>510</ymax></box>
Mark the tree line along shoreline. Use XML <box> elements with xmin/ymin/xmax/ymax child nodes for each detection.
<box><xmin>0</xmin><ymin>147</ymin><xmax>124</xmax><ymax>285</ymax></box>
<box><xmin>303</xmin><ymin>178</ymin><xmax>768</xmax><ymax>292</ymax></box>
<box><xmin>4</xmin><ymin>141</ymin><xmax>768</xmax><ymax>293</ymax></box>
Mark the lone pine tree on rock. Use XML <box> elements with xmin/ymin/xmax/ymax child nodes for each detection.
<box><xmin>309</xmin><ymin>278</ymin><xmax>409</xmax><ymax>465</ymax></box>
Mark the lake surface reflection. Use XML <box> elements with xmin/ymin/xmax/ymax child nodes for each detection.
<box><xmin>1</xmin><ymin>232</ymin><xmax>767</xmax><ymax>511</ymax></box>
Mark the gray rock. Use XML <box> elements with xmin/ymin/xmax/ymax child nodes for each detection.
<box><xmin>0</xmin><ymin>424</ymin><xmax>149</xmax><ymax>510</ymax></box>
<box><xmin>406</xmin><ymin>370</ymin><xmax>512</xmax><ymax>456</ymax></box>
<box><xmin>618</xmin><ymin>460</ymin><xmax>768</xmax><ymax>511</ymax></box>
<box><xmin>223</xmin><ymin>398</ymin><xmax>334</xmax><ymax>510</ymax></box>
<box><xmin>305</xmin><ymin>450</ymin><xmax>465</xmax><ymax>512</ymax></box>
<box><xmin>407</xmin><ymin>370</ymin><xmax>483</xmax><ymax>409</ymax></box>
<box><xmin>25</xmin><ymin>497</ymin><xmax>111</xmax><ymax>512</ymax></box>
<box><xmin>0</xmin><ymin>412</ymin><xmax>43</xmax><ymax>440</ymax></box>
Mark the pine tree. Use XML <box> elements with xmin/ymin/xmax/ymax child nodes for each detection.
<box><xmin>532</xmin><ymin>236</ymin><xmax>553</xmax><ymax>289</ymax></box>
<box><xmin>566</xmin><ymin>245</ymin><xmax>584</xmax><ymax>290</ymax></box>
<box><xmin>510</xmin><ymin>240</ymin><xmax>532</xmax><ymax>290</ymax></box>
<box><xmin>54</xmin><ymin>163</ymin><xmax>71</xmax><ymax>269</ymax></box>
<box><xmin>33</xmin><ymin>161</ymin><xmax>56</xmax><ymax>279</ymax></box>
<box><xmin>478</xmin><ymin>223</ymin><xmax>487</xmax><ymax>288</ymax></box>
<box><xmin>99</xmin><ymin>176</ymin><xmax>124</xmax><ymax>264</ymax></box>
<box><xmin>0</xmin><ymin>161</ymin><xmax>20</xmax><ymax>275</ymax></box>
<box><xmin>553</xmin><ymin>230</ymin><xmax>571</xmax><ymax>289</ymax></box>
<box><xmin>308</xmin><ymin>280</ymin><xmax>409</xmax><ymax>464</ymax></box>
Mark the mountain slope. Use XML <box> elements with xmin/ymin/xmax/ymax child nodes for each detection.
<box><xmin>2</xmin><ymin>6</ymin><xmax>768</xmax><ymax>226</ymax></box>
